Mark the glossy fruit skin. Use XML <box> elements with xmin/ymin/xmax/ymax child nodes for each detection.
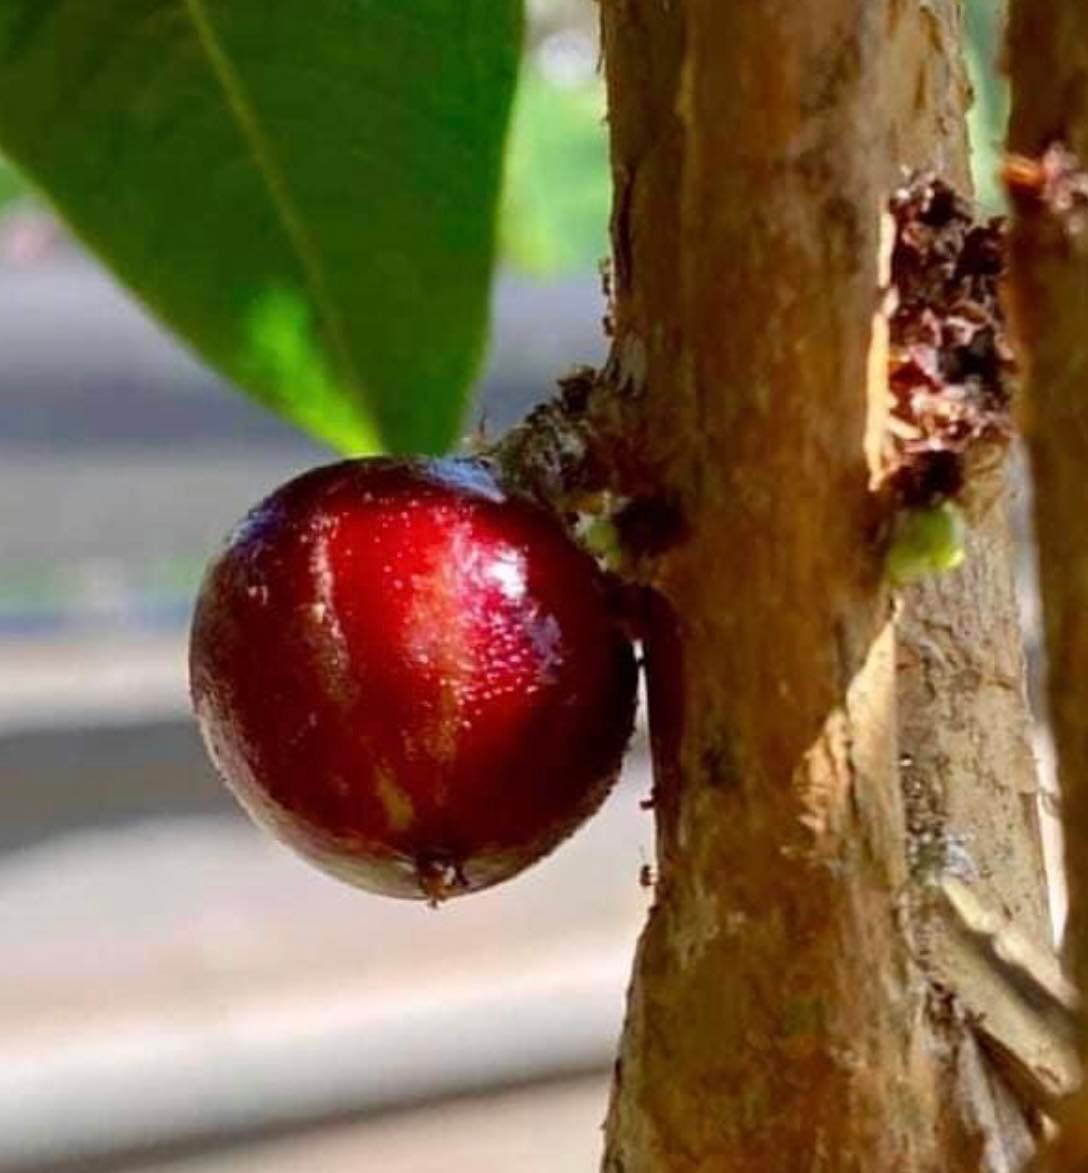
<box><xmin>190</xmin><ymin>457</ymin><xmax>637</xmax><ymax>900</ymax></box>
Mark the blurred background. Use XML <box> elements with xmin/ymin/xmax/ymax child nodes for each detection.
<box><xmin>0</xmin><ymin>2</ymin><xmax>1040</xmax><ymax>1171</ymax></box>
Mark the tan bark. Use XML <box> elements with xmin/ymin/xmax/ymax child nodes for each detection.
<box><xmin>898</xmin><ymin>492</ymin><xmax>1048</xmax><ymax>957</ymax></box>
<box><xmin>898</xmin><ymin>510</ymin><xmax>1056</xmax><ymax>1158</ymax></box>
<box><xmin>599</xmin><ymin>0</ymin><xmax>1051</xmax><ymax>1168</ymax></box>
<box><xmin>889</xmin><ymin>0</ymin><xmax>1051</xmax><ymax>1047</ymax></box>
<box><xmin>600</xmin><ymin>1</ymin><xmax>938</xmax><ymax>1168</ymax></box>
<box><xmin>890</xmin><ymin>14</ymin><xmax>1055</xmax><ymax>1113</ymax></box>
<box><xmin>1007</xmin><ymin>3</ymin><xmax>1088</xmax><ymax>1166</ymax></box>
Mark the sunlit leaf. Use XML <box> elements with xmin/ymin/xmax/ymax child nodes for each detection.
<box><xmin>0</xmin><ymin>1</ymin><xmax>522</xmax><ymax>453</ymax></box>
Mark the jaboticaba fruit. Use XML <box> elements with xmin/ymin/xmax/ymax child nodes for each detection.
<box><xmin>189</xmin><ymin>457</ymin><xmax>637</xmax><ymax>901</ymax></box>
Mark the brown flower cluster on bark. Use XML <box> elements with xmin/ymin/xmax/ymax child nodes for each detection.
<box><xmin>884</xmin><ymin>176</ymin><xmax>1014</xmax><ymax>511</ymax></box>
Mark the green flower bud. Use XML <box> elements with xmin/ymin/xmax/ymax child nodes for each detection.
<box><xmin>885</xmin><ymin>502</ymin><xmax>967</xmax><ymax>586</ymax></box>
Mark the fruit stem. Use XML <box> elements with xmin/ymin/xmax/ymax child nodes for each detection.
<box><xmin>416</xmin><ymin>856</ymin><xmax>467</xmax><ymax>907</ymax></box>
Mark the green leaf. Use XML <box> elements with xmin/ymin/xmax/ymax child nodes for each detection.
<box><xmin>0</xmin><ymin>154</ymin><xmax>28</xmax><ymax>209</ymax></box>
<box><xmin>0</xmin><ymin>1</ymin><xmax>522</xmax><ymax>454</ymax></box>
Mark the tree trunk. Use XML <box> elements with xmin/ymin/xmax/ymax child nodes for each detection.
<box><xmin>599</xmin><ymin>1</ymin><xmax>1050</xmax><ymax>1168</ymax></box>
<box><xmin>887</xmin><ymin>11</ymin><xmax>1051</xmax><ymax>1147</ymax></box>
<box><xmin>1007</xmin><ymin>4</ymin><xmax>1088</xmax><ymax>1165</ymax></box>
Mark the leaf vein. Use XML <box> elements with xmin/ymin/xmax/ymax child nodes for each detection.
<box><xmin>179</xmin><ymin>0</ymin><xmax>362</xmax><ymax>407</ymax></box>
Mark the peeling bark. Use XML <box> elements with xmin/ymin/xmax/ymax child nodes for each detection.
<box><xmin>599</xmin><ymin>0</ymin><xmax>1050</xmax><ymax>1168</ymax></box>
<box><xmin>1007</xmin><ymin>3</ymin><xmax>1088</xmax><ymax>1166</ymax></box>
<box><xmin>896</xmin><ymin>509</ymin><xmax>1052</xmax><ymax>1165</ymax></box>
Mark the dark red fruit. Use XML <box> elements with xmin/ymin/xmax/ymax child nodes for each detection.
<box><xmin>189</xmin><ymin>457</ymin><xmax>637</xmax><ymax>901</ymax></box>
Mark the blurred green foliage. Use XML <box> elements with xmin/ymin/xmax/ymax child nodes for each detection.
<box><xmin>500</xmin><ymin>63</ymin><xmax>610</xmax><ymax>277</ymax></box>
<box><xmin>499</xmin><ymin>0</ymin><xmax>1012</xmax><ymax>275</ymax></box>
<box><xmin>965</xmin><ymin>0</ymin><xmax>1009</xmax><ymax>215</ymax></box>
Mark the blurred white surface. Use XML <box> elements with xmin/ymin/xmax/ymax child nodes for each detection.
<box><xmin>0</xmin><ymin>748</ymin><xmax>651</xmax><ymax>1169</ymax></box>
<box><xmin>135</xmin><ymin>1076</ymin><xmax>610</xmax><ymax>1173</ymax></box>
<box><xmin>0</xmin><ymin>634</ymin><xmax>188</xmax><ymax>733</ymax></box>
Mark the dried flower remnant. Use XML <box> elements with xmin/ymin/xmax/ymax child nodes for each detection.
<box><xmin>883</xmin><ymin>175</ymin><xmax>1015</xmax><ymax>513</ymax></box>
<box><xmin>1004</xmin><ymin>143</ymin><xmax>1088</xmax><ymax>240</ymax></box>
<box><xmin>489</xmin><ymin>366</ymin><xmax>607</xmax><ymax>513</ymax></box>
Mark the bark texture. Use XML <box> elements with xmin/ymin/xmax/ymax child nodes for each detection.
<box><xmin>888</xmin><ymin>12</ymin><xmax>1051</xmax><ymax>1108</ymax></box>
<box><xmin>1007</xmin><ymin>4</ymin><xmax>1088</xmax><ymax>1165</ymax></box>
<box><xmin>889</xmin><ymin>16</ymin><xmax>1054</xmax><ymax>1135</ymax></box>
<box><xmin>601</xmin><ymin>1</ymin><xmax>939</xmax><ymax>1168</ymax></box>
<box><xmin>892</xmin><ymin>0</ymin><xmax>1049</xmax><ymax>972</ymax></box>
<box><xmin>600</xmin><ymin>0</ymin><xmax>1050</xmax><ymax>1168</ymax></box>
<box><xmin>898</xmin><ymin>510</ymin><xmax>1054</xmax><ymax>1157</ymax></box>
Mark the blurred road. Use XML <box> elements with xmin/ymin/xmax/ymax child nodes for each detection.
<box><xmin>136</xmin><ymin>1077</ymin><xmax>612</xmax><ymax>1173</ymax></box>
<box><xmin>0</xmin><ymin>756</ymin><xmax>653</xmax><ymax>1170</ymax></box>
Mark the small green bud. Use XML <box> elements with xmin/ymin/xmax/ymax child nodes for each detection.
<box><xmin>578</xmin><ymin>514</ymin><xmax>622</xmax><ymax>566</ymax></box>
<box><xmin>885</xmin><ymin>502</ymin><xmax>967</xmax><ymax>586</ymax></box>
